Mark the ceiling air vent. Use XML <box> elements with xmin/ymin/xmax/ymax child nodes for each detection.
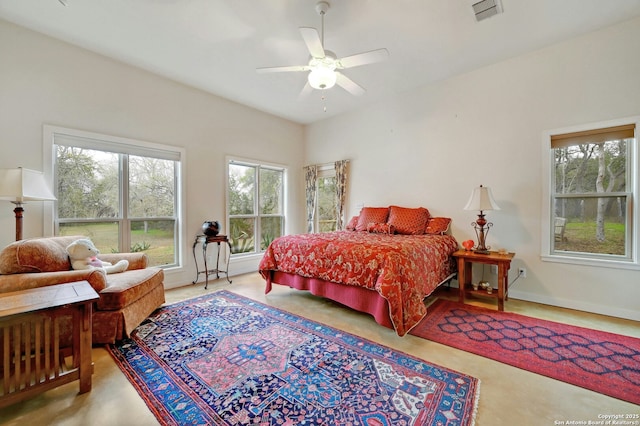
<box><xmin>472</xmin><ymin>0</ymin><xmax>503</xmax><ymax>22</ymax></box>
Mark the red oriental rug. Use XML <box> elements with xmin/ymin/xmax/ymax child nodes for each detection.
<box><xmin>410</xmin><ymin>299</ymin><xmax>640</xmax><ymax>405</ymax></box>
<box><xmin>108</xmin><ymin>291</ymin><xmax>480</xmax><ymax>425</ymax></box>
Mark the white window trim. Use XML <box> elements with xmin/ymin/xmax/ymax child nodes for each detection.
<box><xmin>225</xmin><ymin>155</ymin><xmax>288</xmax><ymax>259</ymax></box>
<box><xmin>42</xmin><ymin>124</ymin><xmax>187</xmax><ymax>270</ymax></box>
<box><xmin>540</xmin><ymin>116</ymin><xmax>640</xmax><ymax>270</ymax></box>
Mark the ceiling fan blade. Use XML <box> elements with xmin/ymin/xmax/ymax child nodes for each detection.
<box><xmin>299</xmin><ymin>27</ymin><xmax>325</xmax><ymax>58</ymax></box>
<box><xmin>337</xmin><ymin>48</ymin><xmax>389</xmax><ymax>69</ymax></box>
<box><xmin>299</xmin><ymin>82</ymin><xmax>314</xmax><ymax>98</ymax></box>
<box><xmin>336</xmin><ymin>72</ymin><xmax>365</xmax><ymax>96</ymax></box>
<box><xmin>256</xmin><ymin>65</ymin><xmax>310</xmax><ymax>73</ymax></box>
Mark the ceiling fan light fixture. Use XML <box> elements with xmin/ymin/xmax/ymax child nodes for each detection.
<box><xmin>308</xmin><ymin>66</ymin><xmax>336</xmax><ymax>90</ymax></box>
<box><xmin>256</xmin><ymin>0</ymin><xmax>388</xmax><ymax>97</ymax></box>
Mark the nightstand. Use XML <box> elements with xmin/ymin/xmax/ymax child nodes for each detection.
<box><xmin>452</xmin><ymin>249</ymin><xmax>515</xmax><ymax>311</ymax></box>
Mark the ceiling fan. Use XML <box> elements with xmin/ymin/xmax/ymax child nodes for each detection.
<box><xmin>256</xmin><ymin>1</ymin><xmax>389</xmax><ymax>96</ymax></box>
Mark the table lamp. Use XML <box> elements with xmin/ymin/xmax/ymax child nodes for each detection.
<box><xmin>463</xmin><ymin>184</ymin><xmax>500</xmax><ymax>254</ymax></box>
<box><xmin>0</xmin><ymin>167</ymin><xmax>56</xmax><ymax>241</ymax></box>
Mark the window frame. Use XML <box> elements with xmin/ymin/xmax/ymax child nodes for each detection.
<box><xmin>43</xmin><ymin>125</ymin><xmax>186</xmax><ymax>269</ymax></box>
<box><xmin>315</xmin><ymin>164</ymin><xmax>338</xmax><ymax>233</ymax></box>
<box><xmin>541</xmin><ymin>116</ymin><xmax>639</xmax><ymax>270</ymax></box>
<box><xmin>226</xmin><ymin>156</ymin><xmax>287</xmax><ymax>257</ymax></box>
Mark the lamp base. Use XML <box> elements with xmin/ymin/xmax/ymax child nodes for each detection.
<box><xmin>12</xmin><ymin>202</ymin><xmax>24</xmax><ymax>241</ymax></box>
<box><xmin>471</xmin><ymin>212</ymin><xmax>493</xmax><ymax>256</ymax></box>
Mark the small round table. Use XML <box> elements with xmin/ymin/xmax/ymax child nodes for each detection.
<box><xmin>192</xmin><ymin>234</ymin><xmax>232</xmax><ymax>289</ymax></box>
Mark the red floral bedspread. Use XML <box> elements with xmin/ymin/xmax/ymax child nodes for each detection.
<box><xmin>259</xmin><ymin>231</ymin><xmax>458</xmax><ymax>336</ymax></box>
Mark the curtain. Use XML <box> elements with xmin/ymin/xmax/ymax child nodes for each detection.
<box><xmin>304</xmin><ymin>165</ymin><xmax>318</xmax><ymax>233</ymax></box>
<box><xmin>334</xmin><ymin>160</ymin><xmax>348</xmax><ymax>230</ymax></box>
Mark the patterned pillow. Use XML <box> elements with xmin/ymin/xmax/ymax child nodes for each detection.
<box><xmin>0</xmin><ymin>236</ymin><xmax>77</xmax><ymax>274</ymax></box>
<box><xmin>367</xmin><ymin>223</ymin><xmax>395</xmax><ymax>234</ymax></box>
<box><xmin>387</xmin><ymin>206</ymin><xmax>430</xmax><ymax>235</ymax></box>
<box><xmin>355</xmin><ymin>207</ymin><xmax>389</xmax><ymax>231</ymax></box>
<box><xmin>346</xmin><ymin>216</ymin><xmax>359</xmax><ymax>231</ymax></box>
<box><xmin>425</xmin><ymin>217</ymin><xmax>452</xmax><ymax>235</ymax></box>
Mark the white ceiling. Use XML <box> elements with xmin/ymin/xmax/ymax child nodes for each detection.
<box><xmin>2</xmin><ymin>0</ymin><xmax>640</xmax><ymax>124</ymax></box>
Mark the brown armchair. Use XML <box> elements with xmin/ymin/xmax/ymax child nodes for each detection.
<box><xmin>0</xmin><ymin>235</ymin><xmax>165</xmax><ymax>344</ymax></box>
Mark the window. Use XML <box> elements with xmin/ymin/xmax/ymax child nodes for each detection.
<box><xmin>304</xmin><ymin>160</ymin><xmax>348</xmax><ymax>233</ymax></box>
<box><xmin>227</xmin><ymin>158</ymin><xmax>285</xmax><ymax>255</ymax></box>
<box><xmin>542</xmin><ymin>119</ymin><xmax>638</xmax><ymax>268</ymax></box>
<box><xmin>316</xmin><ymin>166</ymin><xmax>338</xmax><ymax>232</ymax></box>
<box><xmin>46</xmin><ymin>126</ymin><xmax>183</xmax><ymax>268</ymax></box>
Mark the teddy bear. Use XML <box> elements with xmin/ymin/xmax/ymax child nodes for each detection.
<box><xmin>66</xmin><ymin>238</ymin><xmax>129</xmax><ymax>274</ymax></box>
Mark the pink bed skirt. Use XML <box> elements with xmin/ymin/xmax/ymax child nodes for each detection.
<box><xmin>264</xmin><ymin>271</ymin><xmax>394</xmax><ymax>329</ymax></box>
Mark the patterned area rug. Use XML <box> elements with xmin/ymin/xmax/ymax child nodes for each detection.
<box><xmin>108</xmin><ymin>291</ymin><xmax>480</xmax><ymax>426</ymax></box>
<box><xmin>411</xmin><ymin>299</ymin><xmax>640</xmax><ymax>405</ymax></box>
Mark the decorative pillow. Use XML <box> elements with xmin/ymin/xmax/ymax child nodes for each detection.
<box><xmin>346</xmin><ymin>215</ymin><xmax>359</xmax><ymax>231</ymax></box>
<box><xmin>387</xmin><ymin>206</ymin><xmax>430</xmax><ymax>235</ymax></box>
<box><xmin>0</xmin><ymin>236</ymin><xmax>78</xmax><ymax>274</ymax></box>
<box><xmin>355</xmin><ymin>207</ymin><xmax>389</xmax><ymax>231</ymax></box>
<box><xmin>425</xmin><ymin>217</ymin><xmax>452</xmax><ymax>235</ymax></box>
<box><xmin>367</xmin><ymin>223</ymin><xmax>395</xmax><ymax>234</ymax></box>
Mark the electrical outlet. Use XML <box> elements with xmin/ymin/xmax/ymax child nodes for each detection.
<box><xmin>518</xmin><ymin>267</ymin><xmax>527</xmax><ymax>278</ymax></box>
<box><xmin>490</xmin><ymin>265</ymin><xmax>498</xmax><ymax>274</ymax></box>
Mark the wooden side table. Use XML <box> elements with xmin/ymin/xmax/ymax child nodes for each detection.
<box><xmin>192</xmin><ymin>234</ymin><xmax>232</xmax><ymax>289</ymax></box>
<box><xmin>0</xmin><ymin>281</ymin><xmax>99</xmax><ymax>408</ymax></box>
<box><xmin>452</xmin><ymin>249</ymin><xmax>515</xmax><ymax>311</ymax></box>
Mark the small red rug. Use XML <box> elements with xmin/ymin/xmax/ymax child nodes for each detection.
<box><xmin>411</xmin><ymin>299</ymin><xmax>640</xmax><ymax>405</ymax></box>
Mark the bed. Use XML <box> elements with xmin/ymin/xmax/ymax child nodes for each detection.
<box><xmin>259</xmin><ymin>206</ymin><xmax>458</xmax><ymax>336</ymax></box>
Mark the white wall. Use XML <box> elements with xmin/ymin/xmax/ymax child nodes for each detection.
<box><xmin>0</xmin><ymin>20</ymin><xmax>305</xmax><ymax>288</ymax></box>
<box><xmin>305</xmin><ymin>17</ymin><xmax>640</xmax><ymax>321</ymax></box>
<box><xmin>2</xmin><ymin>16</ymin><xmax>639</xmax><ymax>321</ymax></box>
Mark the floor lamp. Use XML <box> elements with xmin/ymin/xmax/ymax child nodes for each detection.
<box><xmin>0</xmin><ymin>167</ymin><xmax>56</xmax><ymax>241</ymax></box>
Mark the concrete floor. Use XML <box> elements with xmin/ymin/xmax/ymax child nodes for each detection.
<box><xmin>1</xmin><ymin>272</ymin><xmax>638</xmax><ymax>425</ymax></box>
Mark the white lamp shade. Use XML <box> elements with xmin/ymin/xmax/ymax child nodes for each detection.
<box><xmin>464</xmin><ymin>185</ymin><xmax>500</xmax><ymax>211</ymax></box>
<box><xmin>0</xmin><ymin>167</ymin><xmax>56</xmax><ymax>202</ymax></box>
<box><xmin>308</xmin><ymin>67</ymin><xmax>337</xmax><ymax>90</ymax></box>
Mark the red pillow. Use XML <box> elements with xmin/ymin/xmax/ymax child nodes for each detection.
<box><xmin>367</xmin><ymin>223</ymin><xmax>395</xmax><ymax>234</ymax></box>
<box><xmin>387</xmin><ymin>206</ymin><xmax>430</xmax><ymax>235</ymax></box>
<box><xmin>425</xmin><ymin>217</ymin><xmax>452</xmax><ymax>235</ymax></box>
<box><xmin>346</xmin><ymin>216</ymin><xmax>359</xmax><ymax>231</ymax></box>
<box><xmin>355</xmin><ymin>207</ymin><xmax>389</xmax><ymax>231</ymax></box>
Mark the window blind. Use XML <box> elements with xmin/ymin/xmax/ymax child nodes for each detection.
<box><xmin>551</xmin><ymin>124</ymin><xmax>635</xmax><ymax>149</ymax></box>
<box><xmin>53</xmin><ymin>133</ymin><xmax>181</xmax><ymax>162</ymax></box>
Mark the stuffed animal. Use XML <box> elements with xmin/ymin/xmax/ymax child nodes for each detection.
<box><xmin>67</xmin><ymin>238</ymin><xmax>129</xmax><ymax>274</ymax></box>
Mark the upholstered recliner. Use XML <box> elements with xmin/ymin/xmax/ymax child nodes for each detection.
<box><xmin>0</xmin><ymin>235</ymin><xmax>165</xmax><ymax>344</ymax></box>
